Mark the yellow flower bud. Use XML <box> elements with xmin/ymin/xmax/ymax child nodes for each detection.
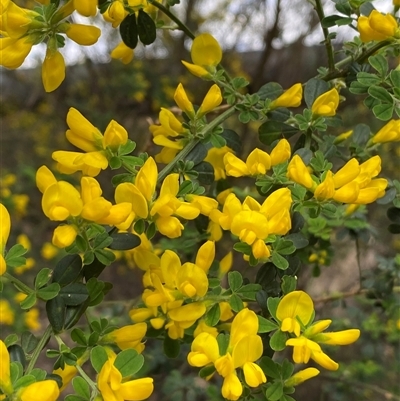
<box><xmin>191</xmin><ymin>33</ymin><xmax>222</xmax><ymax>67</ymax></box>
<box><xmin>110</xmin><ymin>41</ymin><xmax>134</xmax><ymax>64</ymax></box>
<box><xmin>103</xmin><ymin>120</ymin><xmax>128</xmax><ymax>150</ymax></box>
<box><xmin>42</xmin><ymin>49</ymin><xmax>65</xmax><ymax>93</ymax></box>
<box><xmin>174</xmin><ymin>83</ymin><xmax>195</xmax><ymax>117</ymax></box>
<box><xmin>0</xmin><ymin>203</ymin><xmax>11</xmax><ymax>258</ymax></box>
<box><xmin>270</xmin><ymin>83</ymin><xmax>303</xmax><ymax>109</ymax></box>
<box><xmin>65</xmin><ymin>24</ymin><xmax>101</xmax><ymax>46</ymax></box>
<box><xmin>284</xmin><ymin>368</ymin><xmax>320</xmax><ymax>387</ymax></box>
<box><xmin>102</xmin><ymin>323</ymin><xmax>147</xmax><ymax>351</ymax></box>
<box><xmin>371</xmin><ymin>119</ymin><xmax>400</xmax><ymax>143</ymax></box>
<box><xmin>270</xmin><ymin>139</ymin><xmax>291</xmax><ymax>166</ymax></box>
<box><xmin>334</xmin><ymin>129</ymin><xmax>353</xmax><ymax>144</ymax></box>
<box><xmin>357</xmin><ymin>11</ymin><xmax>398</xmax><ymax>42</ymax></box>
<box><xmin>287</xmin><ymin>155</ymin><xmax>314</xmax><ymax>189</ymax></box>
<box><xmin>311</xmin><ymin>88</ymin><xmax>339</xmax><ymax>117</ymax></box>
<box><xmin>52</xmin><ymin>225</ymin><xmax>78</xmax><ymax>248</ymax></box>
<box><xmin>197</xmin><ymin>84</ymin><xmax>223</xmax><ymax>117</ymax></box>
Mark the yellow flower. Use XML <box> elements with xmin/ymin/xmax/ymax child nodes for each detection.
<box><xmin>270</xmin><ymin>139</ymin><xmax>291</xmax><ymax>166</ymax></box>
<box><xmin>358</xmin><ymin>10</ymin><xmax>399</xmax><ymax>42</ymax></box>
<box><xmin>0</xmin><ymin>300</ymin><xmax>14</xmax><ymax>325</ymax></box>
<box><xmin>182</xmin><ymin>33</ymin><xmax>222</xmax><ymax>78</ymax></box>
<box><xmin>197</xmin><ymin>84</ymin><xmax>223</xmax><ymax>117</ymax></box>
<box><xmin>102</xmin><ymin>323</ymin><xmax>147</xmax><ymax>352</ymax></box>
<box><xmin>371</xmin><ymin>119</ymin><xmax>400</xmax><ymax>143</ymax></box>
<box><xmin>52</xmin><ymin>225</ymin><xmax>78</xmax><ymax>248</ymax></box>
<box><xmin>18</xmin><ymin>380</ymin><xmax>60</xmax><ymax>401</ymax></box>
<box><xmin>25</xmin><ymin>308</ymin><xmax>41</xmax><ymax>331</ymax></box>
<box><xmin>102</xmin><ymin>120</ymin><xmax>128</xmax><ymax>150</ymax></box>
<box><xmin>111</xmin><ymin>41</ymin><xmax>134</xmax><ymax>64</ymax></box>
<box><xmin>41</xmin><ymin>242</ymin><xmax>59</xmax><ymax>260</ymax></box>
<box><xmin>287</xmin><ymin>155</ymin><xmax>315</xmax><ymax>189</ymax></box>
<box><xmin>0</xmin><ymin>203</ymin><xmax>11</xmax><ymax>275</ymax></box>
<box><xmin>205</xmin><ymin>146</ymin><xmax>234</xmax><ymax>180</ymax></box>
<box><xmin>311</xmin><ymin>88</ymin><xmax>339</xmax><ymax>117</ymax></box>
<box><xmin>73</xmin><ymin>0</ymin><xmax>98</xmax><ymax>17</ymax></box>
<box><xmin>284</xmin><ymin>368</ymin><xmax>320</xmax><ymax>387</ymax></box>
<box><xmin>98</xmin><ymin>357</ymin><xmax>154</xmax><ymax>401</ymax></box>
<box><xmin>64</xmin><ymin>23</ymin><xmax>101</xmax><ymax>46</ymax></box>
<box><xmin>276</xmin><ymin>291</ymin><xmax>314</xmax><ymax>337</ymax></box>
<box><xmin>314</xmin><ymin>171</ymin><xmax>335</xmax><ymax>200</ymax></box>
<box><xmin>270</xmin><ymin>83</ymin><xmax>303</xmax><ymax>109</ymax></box>
<box><xmin>0</xmin><ymin>36</ymin><xmax>34</xmax><ymax>69</ymax></box>
<box><xmin>174</xmin><ymin>83</ymin><xmax>195</xmax><ymax>117</ymax></box>
<box><xmin>42</xmin><ymin>48</ymin><xmax>66</xmax><ymax>93</ymax></box>
<box><xmin>0</xmin><ymin>341</ymin><xmax>13</xmax><ymax>395</ymax></box>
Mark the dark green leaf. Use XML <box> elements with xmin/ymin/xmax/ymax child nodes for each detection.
<box><xmin>193</xmin><ymin>161</ymin><xmax>214</xmax><ymax>185</ymax></box>
<box><xmin>199</xmin><ymin>365</ymin><xmax>216</xmax><ymax>378</ymax></box>
<box><xmin>21</xmin><ymin>332</ymin><xmax>39</xmax><ymax>353</ymax></box>
<box><xmin>46</xmin><ymin>296</ymin><xmax>66</xmax><ymax>333</ymax></box>
<box><xmin>59</xmin><ymin>283</ymin><xmax>89</xmax><ymax>306</ymax></box>
<box><xmin>259</xmin><ymin>356</ymin><xmax>280</xmax><ymax>379</ymax></box>
<box><xmin>71</xmin><ymin>329</ymin><xmax>87</xmax><ymax>346</ymax></box>
<box><xmin>163</xmin><ymin>336</ymin><xmax>180</xmax><ymax>358</ymax></box>
<box><xmin>186</xmin><ymin>143</ymin><xmax>208</xmax><ymax>164</ymax></box>
<box><xmin>259</xmin><ymin>121</ymin><xmax>298</xmax><ymax>146</ymax></box>
<box><xmin>137</xmin><ymin>10</ymin><xmax>156</xmax><ymax>45</ymax></box>
<box><xmin>53</xmin><ymin>255</ymin><xmax>82</xmax><ymax>286</ymax></box>
<box><xmin>281</xmin><ymin>276</ymin><xmax>297</xmax><ymax>294</ymax></box>
<box><xmin>304</xmin><ymin>78</ymin><xmax>329</xmax><ymax>108</ymax></box>
<box><xmin>221</xmin><ymin>129</ymin><xmax>241</xmax><ymax>153</ymax></box>
<box><xmin>108</xmin><ymin>232</ymin><xmax>140</xmax><ymax>250</ymax></box>
<box><xmin>8</xmin><ymin>344</ymin><xmax>26</xmax><ymax>368</ymax></box>
<box><xmin>281</xmin><ymin>359</ymin><xmax>294</xmax><ymax>380</ymax></box>
<box><xmin>120</xmin><ymin>14</ymin><xmax>138</xmax><ymax>49</ymax></box>
<box><xmin>265</xmin><ymin>381</ymin><xmax>284</xmax><ymax>401</ymax></box>
<box><xmin>257</xmin><ymin>82</ymin><xmax>283</xmax><ymax>100</ymax></box>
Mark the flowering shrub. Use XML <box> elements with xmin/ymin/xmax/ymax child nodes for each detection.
<box><xmin>1</xmin><ymin>1</ymin><xmax>400</xmax><ymax>401</ymax></box>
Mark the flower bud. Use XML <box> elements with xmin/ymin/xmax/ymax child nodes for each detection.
<box><xmin>42</xmin><ymin>49</ymin><xmax>65</xmax><ymax>92</ymax></box>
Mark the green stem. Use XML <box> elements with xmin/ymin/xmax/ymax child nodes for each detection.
<box><xmin>320</xmin><ymin>40</ymin><xmax>392</xmax><ymax>81</ymax></box>
<box><xmin>314</xmin><ymin>0</ymin><xmax>336</xmax><ymax>73</ymax></box>
<box><xmin>3</xmin><ymin>272</ymin><xmax>34</xmax><ymax>295</ymax></box>
<box><xmin>304</xmin><ymin>127</ymin><xmax>313</xmax><ymax>149</ymax></box>
<box><xmin>25</xmin><ymin>325</ymin><xmax>53</xmax><ymax>374</ymax></box>
<box><xmin>151</xmin><ymin>1</ymin><xmax>195</xmax><ymax>39</ymax></box>
<box><xmin>157</xmin><ymin>106</ymin><xmax>236</xmax><ymax>183</ymax></box>
<box><xmin>76</xmin><ymin>365</ymin><xmax>99</xmax><ymax>395</ymax></box>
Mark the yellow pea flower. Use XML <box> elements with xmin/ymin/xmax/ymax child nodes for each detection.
<box><xmin>102</xmin><ymin>120</ymin><xmax>128</xmax><ymax>150</ymax></box>
<box><xmin>110</xmin><ymin>41</ymin><xmax>134</xmax><ymax>64</ymax></box>
<box><xmin>1</xmin><ymin>1</ymin><xmax>41</xmax><ymax>38</ymax></box>
<box><xmin>314</xmin><ymin>171</ymin><xmax>335</xmax><ymax>200</ymax></box>
<box><xmin>287</xmin><ymin>155</ymin><xmax>315</xmax><ymax>189</ymax></box>
<box><xmin>64</xmin><ymin>23</ymin><xmax>101</xmax><ymax>46</ymax></box>
<box><xmin>0</xmin><ymin>340</ymin><xmax>13</xmax><ymax>395</ymax></box>
<box><xmin>0</xmin><ymin>203</ymin><xmax>11</xmax><ymax>275</ymax></box>
<box><xmin>284</xmin><ymin>368</ymin><xmax>320</xmax><ymax>387</ymax></box>
<box><xmin>73</xmin><ymin>0</ymin><xmax>98</xmax><ymax>17</ymax></box>
<box><xmin>182</xmin><ymin>33</ymin><xmax>222</xmax><ymax>78</ymax></box>
<box><xmin>0</xmin><ymin>36</ymin><xmax>34</xmax><ymax>69</ymax></box>
<box><xmin>276</xmin><ymin>291</ymin><xmax>314</xmax><ymax>337</ymax></box>
<box><xmin>174</xmin><ymin>83</ymin><xmax>195</xmax><ymax>118</ymax></box>
<box><xmin>371</xmin><ymin>119</ymin><xmax>400</xmax><ymax>143</ymax></box>
<box><xmin>18</xmin><ymin>380</ymin><xmax>60</xmax><ymax>401</ymax></box>
<box><xmin>197</xmin><ymin>84</ymin><xmax>223</xmax><ymax>117</ymax></box>
<box><xmin>224</xmin><ymin>152</ymin><xmax>249</xmax><ymax>177</ymax></box>
<box><xmin>270</xmin><ymin>83</ymin><xmax>303</xmax><ymax>109</ymax></box>
<box><xmin>270</xmin><ymin>139</ymin><xmax>291</xmax><ymax>166</ymax></box>
<box><xmin>52</xmin><ymin>224</ymin><xmax>78</xmax><ymax>248</ymax></box>
<box><xmin>246</xmin><ymin>148</ymin><xmax>271</xmax><ymax>175</ymax></box>
<box><xmin>102</xmin><ymin>323</ymin><xmax>147</xmax><ymax>352</ymax></box>
<box><xmin>358</xmin><ymin>10</ymin><xmax>399</xmax><ymax>42</ymax></box>
<box><xmin>175</xmin><ymin>262</ymin><xmax>209</xmax><ymax>297</ymax></box>
<box><xmin>42</xmin><ymin>48</ymin><xmax>65</xmax><ymax>92</ymax></box>
<box><xmin>195</xmin><ymin>240</ymin><xmax>215</xmax><ymax>272</ymax></box>
<box><xmin>311</xmin><ymin>88</ymin><xmax>339</xmax><ymax>117</ymax></box>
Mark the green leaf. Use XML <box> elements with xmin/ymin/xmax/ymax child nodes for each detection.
<box><xmin>71</xmin><ymin>329</ymin><xmax>87</xmax><ymax>346</ymax></box>
<box><xmin>271</xmin><ymin>253</ymin><xmax>289</xmax><ymax>270</ymax></box>
<box><xmin>237</xmin><ymin>284</ymin><xmax>262</xmax><ymax>300</ymax></box>
<box><xmin>119</xmin><ymin>139</ymin><xmax>136</xmax><ymax>155</ymax></box>
<box><xmin>120</xmin><ymin>13</ymin><xmax>138</xmax><ymax>49</ymax></box>
<box><xmin>259</xmin><ymin>356</ymin><xmax>281</xmax><ymax>379</ymax></box>
<box><xmin>281</xmin><ymin>359</ymin><xmax>294</xmax><ymax>380</ymax></box>
<box><xmin>94</xmin><ymin>249</ymin><xmax>116</xmax><ymax>266</ymax></box>
<box><xmin>21</xmin><ymin>332</ymin><xmax>39</xmax><ymax>353</ymax></box>
<box><xmin>193</xmin><ymin>161</ymin><xmax>214</xmax><ymax>185</ymax></box>
<box><xmin>34</xmin><ymin>268</ymin><xmax>53</xmax><ymax>289</ymax></box>
<box><xmin>229</xmin><ymin>294</ymin><xmax>244</xmax><ymax>312</ymax></box>
<box><xmin>93</xmin><ymin>232</ymin><xmax>113</xmax><ymax>249</ymax></box>
<box><xmin>269</xmin><ymin>330</ymin><xmax>287</xmax><ymax>351</ymax></box>
<box><xmin>228</xmin><ymin>271</ymin><xmax>243</xmax><ymax>292</ymax></box>
<box><xmin>8</xmin><ymin>344</ymin><xmax>26</xmax><ymax>368</ymax></box>
<box><xmin>114</xmin><ymin>349</ymin><xmax>144</xmax><ymax>377</ymax></box>
<box><xmin>109</xmin><ymin>156</ymin><xmax>122</xmax><ymax>169</ymax></box>
<box><xmin>163</xmin><ymin>336</ymin><xmax>180</xmax><ymax>358</ymax></box>
<box><xmin>13</xmin><ymin>374</ymin><xmax>36</xmax><ymax>390</ymax></box>
<box><xmin>259</xmin><ymin>121</ymin><xmax>298</xmax><ymax>146</ymax></box>
<box><xmin>267</xmin><ymin>297</ymin><xmax>280</xmax><ymax>320</ymax></box>
<box><xmin>90</xmin><ymin>346</ymin><xmax>108</xmax><ymax>373</ymax></box>
<box><xmin>217</xmin><ymin>333</ymin><xmax>230</xmax><ymax>356</ymax></box>
<box><xmin>59</xmin><ymin>283</ymin><xmax>89</xmax><ymax>306</ymax></box>
<box><xmin>186</xmin><ymin>143</ymin><xmax>208</xmax><ymax>164</ymax></box>
<box><xmin>390</xmin><ymin>70</ymin><xmax>400</xmax><ymax>89</ymax></box>
<box><xmin>257</xmin><ymin>316</ymin><xmax>279</xmax><ymax>333</ymax></box>
<box><xmin>46</xmin><ymin>296</ymin><xmax>66</xmax><ymax>333</ymax></box>
<box><xmin>108</xmin><ymin>232</ymin><xmax>140</xmax><ymax>250</ymax></box>
<box><xmin>368</xmin><ymin>54</ymin><xmax>388</xmax><ymax>77</ymax></box>
<box><xmin>20</xmin><ymin>293</ymin><xmax>37</xmax><ymax>310</ymax></box>
<box><xmin>199</xmin><ymin>364</ymin><xmax>216</xmax><ymax>378</ymax></box>
<box><xmin>281</xmin><ymin>276</ymin><xmax>297</xmax><ymax>294</ymax></box>
<box><xmin>285</xmin><ymin>233</ymin><xmax>308</xmax><ymax>249</ymax></box>
<box><xmin>36</xmin><ymin>282</ymin><xmax>61</xmax><ymax>301</ymax></box>
<box><xmin>265</xmin><ymin>381</ymin><xmax>284</xmax><ymax>401</ymax></box>
<box><xmin>4</xmin><ymin>334</ymin><xmax>18</xmax><ymax>348</ymax></box>
<box><xmin>204</xmin><ymin>303</ymin><xmax>221</xmax><ymax>327</ymax></box>
<box><xmin>222</xmin><ymin>129</ymin><xmax>241</xmax><ymax>153</ymax></box>
<box><xmin>53</xmin><ymin>255</ymin><xmax>82</xmax><ymax>286</ymax></box>
<box><xmin>137</xmin><ymin>10</ymin><xmax>156</xmax><ymax>45</ymax></box>
<box><xmin>373</xmin><ymin>103</ymin><xmax>394</xmax><ymax>121</ymax></box>
<box><xmin>274</xmin><ymin>240</ymin><xmax>296</xmax><ymax>256</ymax></box>
<box><xmin>72</xmin><ymin>376</ymin><xmax>90</xmax><ymax>399</ymax></box>
<box><xmin>86</xmin><ymin>277</ymin><xmax>106</xmax><ymax>307</ymax></box>
<box><xmin>356</xmin><ymin>72</ymin><xmax>381</xmax><ymax>86</ymax></box>
<box><xmin>5</xmin><ymin>244</ymin><xmax>27</xmax><ymax>267</ymax></box>
<box><xmin>257</xmin><ymin>82</ymin><xmax>283</xmax><ymax>100</ymax></box>
<box><xmin>304</xmin><ymin>78</ymin><xmax>329</xmax><ymax>108</ymax></box>
<box><xmin>368</xmin><ymin>86</ymin><xmax>393</xmax><ymax>103</ymax></box>
<box><xmin>387</xmin><ymin>207</ymin><xmax>400</xmax><ymax>224</ymax></box>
